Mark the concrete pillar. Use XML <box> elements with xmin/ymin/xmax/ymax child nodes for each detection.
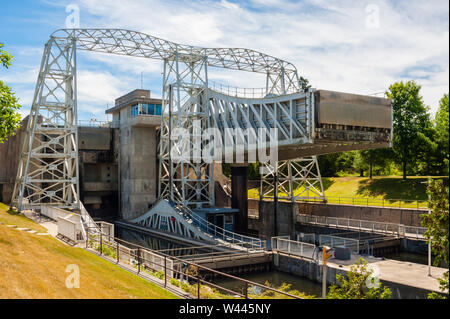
<box><xmin>231</xmin><ymin>165</ymin><xmax>248</xmax><ymax>234</ymax></box>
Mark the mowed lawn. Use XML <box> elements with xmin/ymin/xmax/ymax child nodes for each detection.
<box><xmin>0</xmin><ymin>204</ymin><xmax>178</xmax><ymax>299</ymax></box>
<box><xmin>249</xmin><ymin>176</ymin><xmax>449</xmax><ymax>208</ymax></box>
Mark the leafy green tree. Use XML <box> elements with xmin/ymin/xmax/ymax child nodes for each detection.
<box><xmin>327</xmin><ymin>258</ymin><xmax>391</xmax><ymax>299</ymax></box>
<box><xmin>434</xmin><ymin>94</ymin><xmax>449</xmax><ymax>174</ymax></box>
<box><xmin>386</xmin><ymin>81</ymin><xmax>433</xmax><ymax>180</ymax></box>
<box><xmin>356</xmin><ymin>149</ymin><xmax>392</xmax><ymax>179</ymax></box>
<box><xmin>299</xmin><ymin>76</ymin><xmax>311</xmax><ymax>91</ymax></box>
<box><xmin>421</xmin><ymin>179</ymin><xmax>449</xmax><ymax>298</ymax></box>
<box><xmin>0</xmin><ymin>43</ymin><xmax>21</xmax><ymax>143</ymax></box>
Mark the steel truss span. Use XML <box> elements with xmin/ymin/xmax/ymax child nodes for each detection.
<box><xmin>16</xmin><ymin>28</ymin><xmax>396</xmax><ymax>210</ymax></box>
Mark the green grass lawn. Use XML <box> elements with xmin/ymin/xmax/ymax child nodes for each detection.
<box><xmin>0</xmin><ymin>203</ymin><xmax>178</xmax><ymax>299</ymax></box>
<box><xmin>249</xmin><ymin>176</ymin><xmax>449</xmax><ymax>208</ymax></box>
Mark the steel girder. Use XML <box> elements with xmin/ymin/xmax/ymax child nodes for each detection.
<box><xmin>260</xmin><ymin>156</ymin><xmax>325</xmax><ymax>202</ymax></box>
<box><xmin>50</xmin><ymin>29</ymin><xmax>299</xmax><ymax>93</ymax></box>
<box><xmin>12</xmin><ymin>38</ymin><xmax>80</xmax><ymax>211</ymax></box>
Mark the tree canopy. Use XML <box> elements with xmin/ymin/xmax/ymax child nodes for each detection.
<box><xmin>327</xmin><ymin>258</ymin><xmax>391</xmax><ymax>299</ymax></box>
<box><xmin>0</xmin><ymin>42</ymin><xmax>22</xmax><ymax>144</ymax></box>
<box><xmin>421</xmin><ymin>179</ymin><xmax>449</xmax><ymax>298</ymax></box>
<box><xmin>386</xmin><ymin>81</ymin><xmax>433</xmax><ymax>180</ymax></box>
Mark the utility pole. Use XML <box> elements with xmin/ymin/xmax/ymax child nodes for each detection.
<box><xmin>322</xmin><ymin>246</ymin><xmax>333</xmax><ymax>298</ymax></box>
<box><xmin>273</xmin><ymin>171</ymin><xmax>278</xmax><ymax>237</ymax></box>
<box><xmin>422</xmin><ymin>178</ymin><xmax>432</xmax><ymax>276</ymax></box>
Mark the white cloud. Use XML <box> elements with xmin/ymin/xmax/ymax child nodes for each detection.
<box><xmin>5</xmin><ymin>0</ymin><xmax>449</xmax><ymax>120</ymax></box>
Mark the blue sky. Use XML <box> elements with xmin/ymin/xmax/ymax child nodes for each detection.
<box><xmin>1</xmin><ymin>0</ymin><xmax>448</xmax><ymax>122</ymax></box>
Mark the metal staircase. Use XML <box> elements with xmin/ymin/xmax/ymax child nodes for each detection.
<box><xmin>128</xmin><ymin>200</ymin><xmax>264</xmax><ymax>250</ymax></box>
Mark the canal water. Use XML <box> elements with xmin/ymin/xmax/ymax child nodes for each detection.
<box><xmin>213</xmin><ymin>270</ymin><xmax>323</xmax><ymax>298</ymax></box>
<box><xmin>115</xmin><ymin>225</ymin><xmax>442</xmax><ymax>299</ymax></box>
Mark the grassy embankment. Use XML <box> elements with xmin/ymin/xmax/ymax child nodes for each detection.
<box><xmin>0</xmin><ymin>203</ymin><xmax>178</xmax><ymax>299</ymax></box>
<box><xmin>249</xmin><ymin>176</ymin><xmax>449</xmax><ymax>208</ymax></box>
<box><xmin>0</xmin><ymin>203</ymin><xmax>315</xmax><ymax>299</ymax></box>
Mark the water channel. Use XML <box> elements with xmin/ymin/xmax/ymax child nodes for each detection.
<box><xmin>115</xmin><ymin>225</ymin><xmax>444</xmax><ymax>299</ymax></box>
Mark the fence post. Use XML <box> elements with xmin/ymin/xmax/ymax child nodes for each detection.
<box><xmin>197</xmin><ymin>266</ymin><xmax>201</xmax><ymax>299</ymax></box>
<box><xmin>116</xmin><ymin>241</ymin><xmax>119</xmax><ymax>263</ymax></box>
<box><xmin>164</xmin><ymin>256</ymin><xmax>167</xmax><ymax>287</ymax></box>
<box><xmin>137</xmin><ymin>247</ymin><xmax>141</xmax><ymax>274</ymax></box>
<box><xmin>244</xmin><ymin>282</ymin><xmax>248</xmax><ymax>299</ymax></box>
<box><xmin>85</xmin><ymin>227</ymin><xmax>89</xmax><ymax>249</ymax></box>
<box><xmin>99</xmin><ymin>231</ymin><xmax>103</xmax><ymax>255</ymax></box>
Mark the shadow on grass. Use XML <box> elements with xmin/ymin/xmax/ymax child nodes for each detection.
<box><xmin>356</xmin><ymin>177</ymin><xmax>449</xmax><ymax>201</ymax></box>
<box><xmin>291</xmin><ymin>177</ymin><xmax>334</xmax><ymax>193</ymax></box>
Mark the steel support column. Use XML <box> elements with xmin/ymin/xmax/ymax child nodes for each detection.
<box><xmin>11</xmin><ymin>37</ymin><xmax>79</xmax><ymax>211</ymax></box>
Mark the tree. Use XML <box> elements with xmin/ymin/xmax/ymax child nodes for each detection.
<box><xmin>327</xmin><ymin>258</ymin><xmax>391</xmax><ymax>299</ymax></box>
<box><xmin>386</xmin><ymin>81</ymin><xmax>433</xmax><ymax>180</ymax></box>
<box><xmin>0</xmin><ymin>43</ymin><xmax>21</xmax><ymax>143</ymax></box>
<box><xmin>421</xmin><ymin>179</ymin><xmax>449</xmax><ymax>298</ymax></box>
<box><xmin>299</xmin><ymin>76</ymin><xmax>311</xmax><ymax>91</ymax></box>
<box><xmin>0</xmin><ymin>43</ymin><xmax>13</xmax><ymax>68</ymax></box>
<box><xmin>356</xmin><ymin>149</ymin><xmax>392</xmax><ymax>179</ymax></box>
<box><xmin>434</xmin><ymin>94</ymin><xmax>449</xmax><ymax>174</ymax></box>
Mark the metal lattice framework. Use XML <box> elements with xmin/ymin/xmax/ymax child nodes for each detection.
<box><xmin>12</xmin><ymin>28</ymin><xmax>323</xmax><ymax>211</ymax></box>
<box><xmin>260</xmin><ymin>157</ymin><xmax>325</xmax><ymax>201</ymax></box>
<box><xmin>12</xmin><ymin>37</ymin><xmax>79</xmax><ymax>211</ymax></box>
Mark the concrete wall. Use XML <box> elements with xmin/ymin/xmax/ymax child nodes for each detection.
<box><xmin>119</xmin><ymin>125</ymin><xmax>157</xmax><ymax>219</ymax></box>
<box><xmin>246</xmin><ymin>198</ymin><xmax>426</xmax><ymax>239</ymax></box>
<box><xmin>0</xmin><ymin>118</ymin><xmax>119</xmax><ymax>218</ymax></box>
<box><xmin>296</xmin><ymin>202</ymin><xmax>425</xmax><ymax>227</ymax></box>
<box><xmin>248</xmin><ymin>199</ymin><xmax>295</xmax><ymax>239</ymax></box>
<box><xmin>0</xmin><ymin>116</ymin><xmax>40</xmax><ymax>203</ymax></box>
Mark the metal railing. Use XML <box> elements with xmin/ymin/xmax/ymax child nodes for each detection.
<box><xmin>319</xmin><ymin>234</ymin><xmax>360</xmax><ymax>254</ymax></box>
<box><xmin>297</xmin><ymin>214</ymin><xmax>427</xmax><ymax>239</ymax></box>
<box><xmin>295</xmin><ymin>196</ymin><xmax>428</xmax><ymax>210</ymax></box>
<box><xmin>79</xmin><ymin>202</ymin><xmax>101</xmax><ymax>239</ymax></box>
<box><xmin>78</xmin><ymin>120</ymin><xmax>117</xmax><ymax>128</ymax></box>
<box><xmin>208</xmin><ymin>81</ymin><xmax>266</xmax><ymax>99</ymax></box>
<box><xmin>271</xmin><ymin>236</ymin><xmax>316</xmax><ymax>260</ymax></box>
<box><xmin>296</xmin><ymin>232</ymin><xmax>316</xmax><ymax>245</ymax></box>
<box><xmin>86</xmin><ymin>227</ymin><xmax>303</xmax><ymax>299</ymax></box>
<box><xmin>175</xmin><ymin>205</ymin><xmax>265</xmax><ymax>250</ymax></box>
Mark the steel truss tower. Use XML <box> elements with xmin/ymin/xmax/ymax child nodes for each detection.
<box><xmin>12</xmin><ymin>37</ymin><xmax>79</xmax><ymax>211</ymax></box>
<box><xmin>158</xmin><ymin>53</ymin><xmax>214</xmax><ymax>208</ymax></box>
